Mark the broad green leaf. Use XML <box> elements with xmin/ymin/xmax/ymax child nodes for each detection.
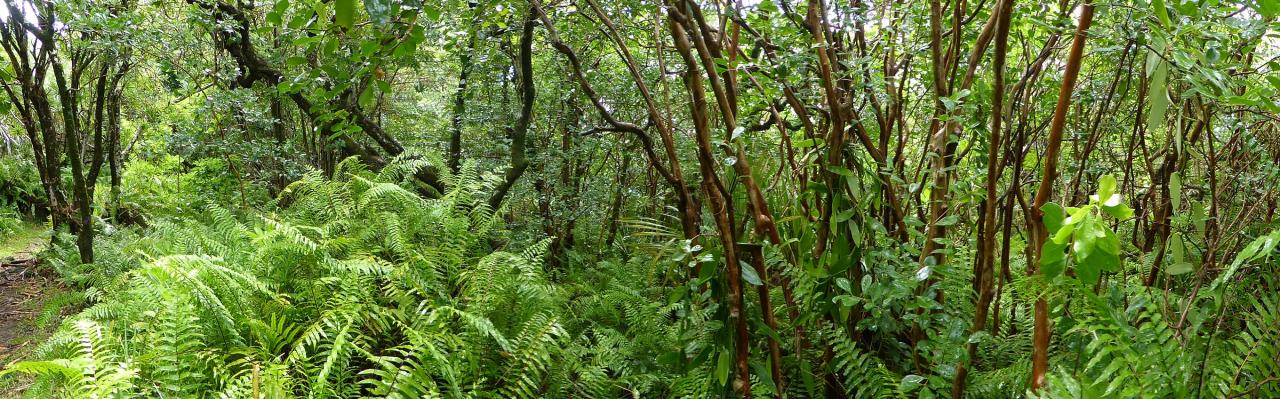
<box><xmin>832</xmin><ymin>208</ymin><xmax>855</xmax><ymax>223</ymax></box>
<box><xmin>335</xmin><ymin>0</ymin><xmax>355</xmax><ymax>28</ymax></box>
<box><xmin>1169</xmin><ymin>172</ymin><xmax>1182</xmax><ymax>208</ymax></box>
<box><xmin>829</xmin><ymin>166</ymin><xmax>855</xmax><ymax>177</ymax></box>
<box><xmin>936</xmin><ymin>214</ymin><xmax>960</xmax><ymax>227</ymax></box>
<box><xmin>1097</xmin><ymin>174</ymin><xmax>1117</xmax><ymax>201</ymax></box>
<box><xmin>423</xmin><ymin>4</ymin><xmax>442</xmax><ymax>20</ymax></box>
<box><xmin>1191</xmin><ymin>201</ymin><xmax>1206</xmax><ymax>235</ymax></box>
<box><xmin>900</xmin><ymin>375</ymin><xmax>925</xmax><ymax>392</ymax></box>
<box><xmin>1166</xmin><ymin>261</ymin><xmax>1194</xmax><ymax>275</ymax></box>
<box><xmin>740</xmin><ymin>261</ymin><xmax>763</xmax><ymax>286</ymax></box>
<box><xmin>1041</xmin><ymin>240</ymin><xmax>1067</xmax><ymax>278</ymax></box>
<box><xmin>1102</xmin><ymin>193</ymin><xmax>1122</xmax><ymax>207</ymax></box>
<box><xmin>1103</xmin><ymin>203</ymin><xmax>1134</xmax><ymax>220</ymax></box>
<box><xmin>1078</xmin><ymin>250</ymin><xmax>1116</xmax><ymax>285</ymax></box>
<box><xmin>793</xmin><ymin>138</ymin><xmax>820</xmax><ymax>148</ymax></box>
<box><xmin>1042</xmin><ymin>202</ymin><xmax>1066</xmax><ymax>233</ymax></box>
<box><xmin>1066</xmin><ymin>206</ymin><xmax>1090</xmax><ymax>225</ymax></box>
<box><xmin>1052</xmin><ymin>222</ymin><xmax>1076</xmax><ymax>245</ymax></box>
<box><xmin>1254</xmin><ymin>0</ymin><xmax>1280</xmax><ymax>18</ymax></box>
<box><xmin>1147</xmin><ymin>55</ymin><xmax>1169</xmax><ymax>136</ymax></box>
<box><xmin>968</xmin><ymin>330</ymin><xmax>990</xmax><ymax>344</ymax></box>
<box><xmin>835</xmin><ymin>277</ymin><xmax>851</xmax><ymax>292</ymax></box>
<box><xmin>758</xmin><ymin>0</ymin><xmax>779</xmax><ymax>13</ymax></box>
<box><xmin>715</xmin><ymin>351</ymin><xmax>730</xmax><ymax>386</ymax></box>
<box><xmin>1098</xmin><ymin>227</ymin><xmax>1121</xmax><ymax>256</ymax></box>
<box><xmin>1152</xmin><ymin>0</ymin><xmax>1172</xmax><ymax>28</ymax></box>
<box><xmin>915</xmin><ymin>266</ymin><xmax>932</xmax><ymax>281</ymax></box>
<box><xmin>1073</xmin><ymin>215</ymin><xmax>1097</xmax><ymax>261</ymax></box>
<box><xmin>1170</xmin><ymin>234</ymin><xmax>1184</xmax><ymax>263</ymax></box>
<box><xmin>288</xmin><ymin>13</ymin><xmax>309</xmax><ymax>29</ymax></box>
<box><xmin>752</xmin><ymin>361</ymin><xmax>779</xmax><ymax>392</ymax></box>
<box><xmin>358</xmin><ymin>85</ymin><xmax>375</xmax><ymax>108</ymax></box>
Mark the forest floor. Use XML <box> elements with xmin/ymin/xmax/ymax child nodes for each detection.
<box><xmin>0</xmin><ymin>223</ymin><xmax>57</xmax><ymax>396</ymax></box>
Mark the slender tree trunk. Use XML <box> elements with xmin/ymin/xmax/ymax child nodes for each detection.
<box><xmin>953</xmin><ymin>0</ymin><xmax>1013</xmax><ymax>395</ymax></box>
<box><xmin>486</xmin><ymin>9</ymin><xmax>537</xmax><ymax>210</ymax></box>
<box><xmin>667</xmin><ymin>5</ymin><xmax>751</xmax><ymax>395</ymax></box>
<box><xmin>1029</xmin><ymin>1</ymin><xmax>1094</xmax><ymax>390</ymax></box>
<box><xmin>448</xmin><ymin>34</ymin><xmax>476</xmax><ymax>174</ymax></box>
<box><xmin>605</xmin><ymin>153</ymin><xmax>631</xmax><ymax>246</ymax></box>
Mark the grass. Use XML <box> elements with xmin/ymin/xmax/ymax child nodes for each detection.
<box><xmin>0</xmin><ymin>222</ymin><xmax>47</xmax><ymax>259</ymax></box>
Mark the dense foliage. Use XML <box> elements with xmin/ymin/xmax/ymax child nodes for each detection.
<box><xmin>1</xmin><ymin>0</ymin><xmax>1279</xmax><ymax>398</ymax></box>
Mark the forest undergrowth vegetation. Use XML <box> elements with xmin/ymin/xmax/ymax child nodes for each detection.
<box><xmin>3</xmin><ymin>155</ymin><xmax>1277</xmax><ymax>398</ymax></box>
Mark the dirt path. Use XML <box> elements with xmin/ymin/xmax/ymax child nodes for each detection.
<box><xmin>0</xmin><ymin>225</ymin><xmax>54</xmax><ymax>388</ymax></box>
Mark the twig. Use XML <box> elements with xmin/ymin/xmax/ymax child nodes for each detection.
<box><xmin>1225</xmin><ymin>377</ymin><xmax>1280</xmax><ymax>399</ymax></box>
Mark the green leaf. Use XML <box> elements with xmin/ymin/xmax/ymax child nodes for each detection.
<box><xmin>740</xmin><ymin>261</ymin><xmax>763</xmax><ymax>286</ymax></box>
<box><xmin>335</xmin><ymin>0</ymin><xmax>356</xmax><ymax>28</ymax></box>
<box><xmin>793</xmin><ymin>138</ymin><xmax>820</xmax><ymax>148</ymax></box>
<box><xmin>715</xmin><ymin>351</ymin><xmax>731</xmax><ymax>386</ymax></box>
<box><xmin>1098</xmin><ymin>227</ymin><xmax>1121</xmax><ymax>256</ymax></box>
<box><xmin>1097</xmin><ymin>174</ymin><xmax>1117</xmax><ymax>202</ymax></box>
<box><xmin>1152</xmin><ymin>0</ymin><xmax>1172</xmax><ymax>28</ymax></box>
<box><xmin>1073</xmin><ymin>215</ymin><xmax>1097</xmax><ymax>261</ymax></box>
<box><xmin>657</xmin><ymin>351</ymin><xmax>682</xmax><ymax>368</ymax></box>
<box><xmin>1066</xmin><ymin>206</ymin><xmax>1089</xmax><ymax>225</ymax></box>
<box><xmin>829</xmin><ymin>166</ymin><xmax>855</xmax><ymax>177</ymax></box>
<box><xmin>936</xmin><ymin>214</ymin><xmax>960</xmax><ymax>227</ymax></box>
<box><xmin>752</xmin><ymin>360</ymin><xmax>779</xmax><ymax>392</ymax></box>
<box><xmin>1147</xmin><ymin>54</ymin><xmax>1169</xmax><ymax>135</ymax></box>
<box><xmin>900</xmin><ymin>375</ymin><xmax>925</xmax><ymax>392</ymax></box>
<box><xmin>1191</xmin><ymin>201</ymin><xmax>1206</xmax><ymax>235</ymax></box>
<box><xmin>1041</xmin><ymin>240</ymin><xmax>1067</xmax><ymax>278</ymax></box>
<box><xmin>288</xmin><ymin>13</ymin><xmax>309</xmax><ymax>29</ymax></box>
<box><xmin>1171</xmin><ymin>234</ymin><xmax>1185</xmax><ymax>263</ymax></box>
<box><xmin>1169</xmin><ymin>172</ymin><xmax>1182</xmax><ymax>208</ymax></box>
<box><xmin>758</xmin><ymin>0</ymin><xmax>779</xmax><ymax>14</ymax></box>
<box><xmin>1166</xmin><ymin>261</ymin><xmax>1194</xmax><ymax>275</ymax></box>
<box><xmin>358</xmin><ymin>85</ymin><xmax>375</xmax><ymax>108</ymax></box>
<box><xmin>1042</xmin><ymin>202</ymin><xmax>1066</xmax><ymax>233</ymax></box>
<box><xmin>1267</xmin><ymin>75</ymin><xmax>1280</xmax><ymax>92</ymax></box>
<box><xmin>1103</xmin><ymin>203</ymin><xmax>1134</xmax><ymax>220</ymax></box>
<box><xmin>423</xmin><ymin>4</ymin><xmax>442</xmax><ymax>20</ymax></box>
<box><xmin>1052</xmin><ymin>222</ymin><xmax>1076</xmax><ymax>245</ymax></box>
<box><xmin>832</xmin><ymin>208</ymin><xmax>855</xmax><ymax>224</ymax></box>
<box><xmin>1254</xmin><ymin>0</ymin><xmax>1280</xmax><ymax>18</ymax></box>
<box><xmin>968</xmin><ymin>330</ymin><xmax>990</xmax><ymax>344</ymax></box>
<box><xmin>835</xmin><ymin>277</ymin><xmax>851</xmax><ymax>293</ymax></box>
<box><xmin>1077</xmin><ymin>250</ymin><xmax>1116</xmax><ymax>285</ymax></box>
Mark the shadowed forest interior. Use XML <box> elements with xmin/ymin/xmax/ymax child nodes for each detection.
<box><xmin>0</xmin><ymin>0</ymin><xmax>1279</xmax><ymax>397</ymax></box>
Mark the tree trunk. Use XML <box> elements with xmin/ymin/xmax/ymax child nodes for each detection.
<box><xmin>1029</xmin><ymin>1</ymin><xmax>1094</xmax><ymax>390</ymax></box>
<box><xmin>953</xmin><ymin>0</ymin><xmax>1013</xmax><ymax>395</ymax></box>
